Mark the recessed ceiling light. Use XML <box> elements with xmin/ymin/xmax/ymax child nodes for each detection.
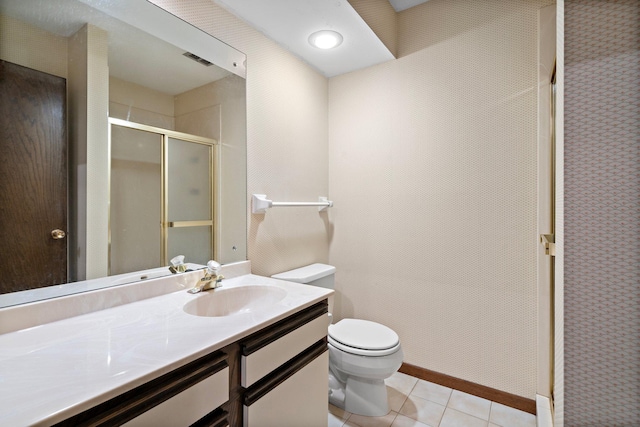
<box><xmin>308</xmin><ymin>30</ymin><xmax>343</xmax><ymax>49</ymax></box>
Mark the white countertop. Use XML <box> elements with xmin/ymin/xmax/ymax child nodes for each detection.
<box><xmin>0</xmin><ymin>270</ymin><xmax>332</xmax><ymax>426</ymax></box>
<box><xmin>0</xmin><ymin>263</ymin><xmax>205</xmax><ymax>309</ymax></box>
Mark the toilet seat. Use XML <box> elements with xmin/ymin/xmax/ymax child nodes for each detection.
<box><xmin>328</xmin><ymin>319</ymin><xmax>400</xmax><ymax>356</ymax></box>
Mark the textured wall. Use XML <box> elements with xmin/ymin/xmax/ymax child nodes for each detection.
<box><xmin>564</xmin><ymin>0</ymin><xmax>640</xmax><ymax>424</ymax></box>
<box><xmin>328</xmin><ymin>0</ymin><xmax>552</xmax><ymax>398</ymax></box>
<box><xmin>348</xmin><ymin>0</ymin><xmax>398</xmax><ymax>57</ymax></box>
<box><xmin>67</xmin><ymin>25</ymin><xmax>110</xmax><ymax>281</ymax></box>
<box><xmin>109</xmin><ymin>77</ymin><xmax>175</xmax><ymax>129</ymax></box>
<box><xmin>0</xmin><ymin>14</ymin><xmax>68</xmax><ymax>78</ymax></box>
<box><xmin>151</xmin><ymin>0</ymin><xmax>330</xmax><ymax>276</ymax></box>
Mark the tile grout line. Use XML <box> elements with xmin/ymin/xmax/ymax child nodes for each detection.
<box><xmin>489</xmin><ymin>401</ymin><xmax>494</xmax><ymax>426</ymax></box>
<box><xmin>399</xmin><ymin>378</ymin><xmax>419</xmax><ymax>416</ymax></box>
<box><xmin>389</xmin><ymin>411</ymin><xmax>399</xmax><ymax>426</ymax></box>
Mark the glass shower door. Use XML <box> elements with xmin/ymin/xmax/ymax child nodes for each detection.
<box><xmin>110</xmin><ymin>125</ymin><xmax>162</xmax><ymax>275</ymax></box>
<box><xmin>166</xmin><ymin>137</ymin><xmax>215</xmax><ymax>265</ymax></box>
<box><xmin>109</xmin><ymin>119</ymin><xmax>217</xmax><ymax>275</ymax></box>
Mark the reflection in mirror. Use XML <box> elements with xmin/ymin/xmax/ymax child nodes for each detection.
<box><xmin>0</xmin><ymin>0</ymin><xmax>247</xmax><ymax>308</ymax></box>
<box><xmin>110</xmin><ymin>123</ymin><xmax>163</xmax><ymax>274</ymax></box>
<box><xmin>110</xmin><ymin>120</ymin><xmax>218</xmax><ymax>274</ymax></box>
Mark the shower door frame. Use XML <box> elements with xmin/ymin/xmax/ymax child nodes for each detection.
<box><xmin>536</xmin><ymin>4</ymin><xmax>557</xmax><ymax>405</ymax></box>
<box><xmin>108</xmin><ymin>118</ymin><xmax>218</xmax><ymax>273</ymax></box>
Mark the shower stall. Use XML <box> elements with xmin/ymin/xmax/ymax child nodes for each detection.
<box><xmin>109</xmin><ymin>118</ymin><xmax>217</xmax><ymax>275</ymax></box>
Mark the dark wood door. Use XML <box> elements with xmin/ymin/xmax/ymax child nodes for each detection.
<box><xmin>0</xmin><ymin>60</ymin><xmax>67</xmax><ymax>293</ymax></box>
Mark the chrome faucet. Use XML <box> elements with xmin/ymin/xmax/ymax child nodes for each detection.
<box><xmin>188</xmin><ymin>260</ymin><xmax>224</xmax><ymax>294</ymax></box>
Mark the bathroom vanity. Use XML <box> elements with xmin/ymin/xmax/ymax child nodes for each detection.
<box><xmin>0</xmin><ymin>262</ymin><xmax>332</xmax><ymax>426</ymax></box>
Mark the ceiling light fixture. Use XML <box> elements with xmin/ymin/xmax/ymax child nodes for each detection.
<box><xmin>308</xmin><ymin>30</ymin><xmax>343</xmax><ymax>49</ymax></box>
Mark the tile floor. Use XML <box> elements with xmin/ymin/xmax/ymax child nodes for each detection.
<box><xmin>328</xmin><ymin>372</ymin><xmax>536</xmax><ymax>427</ymax></box>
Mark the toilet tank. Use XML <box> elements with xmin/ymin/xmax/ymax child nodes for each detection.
<box><xmin>271</xmin><ymin>263</ymin><xmax>335</xmax><ymax>289</ymax></box>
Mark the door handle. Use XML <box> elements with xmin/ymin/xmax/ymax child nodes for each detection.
<box><xmin>51</xmin><ymin>229</ymin><xmax>66</xmax><ymax>240</ymax></box>
<box><xmin>540</xmin><ymin>234</ymin><xmax>555</xmax><ymax>256</ymax></box>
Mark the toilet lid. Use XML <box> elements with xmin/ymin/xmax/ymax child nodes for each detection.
<box><xmin>328</xmin><ymin>319</ymin><xmax>399</xmax><ymax>351</ymax></box>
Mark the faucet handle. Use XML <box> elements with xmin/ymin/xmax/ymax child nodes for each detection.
<box><xmin>206</xmin><ymin>260</ymin><xmax>221</xmax><ymax>274</ymax></box>
<box><xmin>188</xmin><ymin>260</ymin><xmax>223</xmax><ymax>293</ymax></box>
<box><xmin>169</xmin><ymin>255</ymin><xmax>187</xmax><ymax>274</ymax></box>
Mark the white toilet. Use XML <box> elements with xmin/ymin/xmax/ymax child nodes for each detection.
<box><xmin>272</xmin><ymin>264</ymin><xmax>403</xmax><ymax>417</ymax></box>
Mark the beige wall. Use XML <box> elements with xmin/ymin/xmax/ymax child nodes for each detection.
<box><xmin>68</xmin><ymin>24</ymin><xmax>110</xmax><ymax>281</ymax></box>
<box><xmin>175</xmin><ymin>81</ymin><xmax>220</xmax><ymax>138</ymax></box>
<box><xmin>109</xmin><ymin>77</ymin><xmax>175</xmax><ymax>129</ymax></box>
<box><xmin>152</xmin><ymin>0</ymin><xmax>330</xmax><ymax>276</ymax></box>
<box><xmin>0</xmin><ymin>14</ymin><xmax>68</xmax><ymax>78</ymax></box>
<box><xmin>328</xmin><ymin>0</ymin><xmax>552</xmax><ymax>399</ymax></box>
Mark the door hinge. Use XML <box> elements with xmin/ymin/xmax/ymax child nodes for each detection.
<box><xmin>540</xmin><ymin>234</ymin><xmax>556</xmax><ymax>256</ymax></box>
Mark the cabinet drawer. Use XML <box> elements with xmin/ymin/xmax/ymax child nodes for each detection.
<box><xmin>241</xmin><ymin>305</ymin><xmax>328</xmax><ymax>388</ymax></box>
<box><xmin>123</xmin><ymin>366</ymin><xmax>229</xmax><ymax>427</ymax></box>
<box><xmin>243</xmin><ymin>348</ymin><xmax>329</xmax><ymax>427</ymax></box>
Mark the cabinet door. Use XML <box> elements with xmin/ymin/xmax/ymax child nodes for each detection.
<box><xmin>243</xmin><ymin>350</ymin><xmax>328</xmax><ymax>427</ymax></box>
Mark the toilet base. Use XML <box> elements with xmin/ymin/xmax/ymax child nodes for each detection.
<box><xmin>328</xmin><ymin>371</ymin><xmax>390</xmax><ymax>417</ymax></box>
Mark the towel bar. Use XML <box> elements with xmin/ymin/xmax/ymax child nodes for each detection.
<box><xmin>252</xmin><ymin>194</ymin><xmax>333</xmax><ymax>214</ymax></box>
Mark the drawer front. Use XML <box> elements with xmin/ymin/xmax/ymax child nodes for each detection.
<box><xmin>241</xmin><ymin>313</ymin><xmax>328</xmax><ymax>388</ymax></box>
<box><xmin>123</xmin><ymin>366</ymin><xmax>229</xmax><ymax>427</ymax></box>
<box><xmin>243</xmin><ymin>350</ymin><xmax>329</xmax><ymax>427</ymax></box>
<box><xmin>54</xmin><ymin>351</ymin><xmax>228</xmax><ymax>427</ymax></box>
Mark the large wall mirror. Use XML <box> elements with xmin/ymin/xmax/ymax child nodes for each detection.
<box><xmin>0</xmin><ymin>0</ymin><xmax>247</xmax><ymax>307</ymax></box>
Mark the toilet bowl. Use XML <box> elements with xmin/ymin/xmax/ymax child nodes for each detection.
<box><xmin>272</xmin><ymin>264</ymin><xmax>403</xmax><ymax>417</ymax></box>
<box><xmin>327</xmin><ymin>318</ymin><xmax>403</xmax><ymax>416</ymax></box>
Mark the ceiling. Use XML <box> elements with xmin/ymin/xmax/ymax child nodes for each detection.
<box><xmin>213</xmin><ymin>0</ymin><xmax>432</xmax><ymax>78</ymax></box>
<box><xmin>1</xmin><ymin>0</ymin><xmax>232</xmax><ymax>94</ymax></box>
<box><xmin>388</xmin><ymin>0</ymin><xmax>430</xmax><ymax>12</ymax></box>
<box><xmin>4</xmin><ymin>0</ymin><xmax>430</xmax><ymax>82</ymax></box>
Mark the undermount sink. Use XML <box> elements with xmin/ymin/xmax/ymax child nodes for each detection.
<box><xmin>183</xmin><ymin>285</ymin><xmax>287</xmax><ymax>317</ymax></box>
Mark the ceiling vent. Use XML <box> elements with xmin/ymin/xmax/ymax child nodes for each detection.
<box><xmin>183</xmin><ymin>52</ymin><xmax>214</xmax><ymax>67</ymax></box>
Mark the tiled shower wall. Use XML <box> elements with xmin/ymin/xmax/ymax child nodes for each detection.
<box><xmin>564</xmin><ymin>0</ymin><xmax>640</xmax><ymax>424</ymax></box>
<box><xmin>328</xmin><ymin>0</ymin><xmax>552</xmax><ymax>399</ymax></box>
